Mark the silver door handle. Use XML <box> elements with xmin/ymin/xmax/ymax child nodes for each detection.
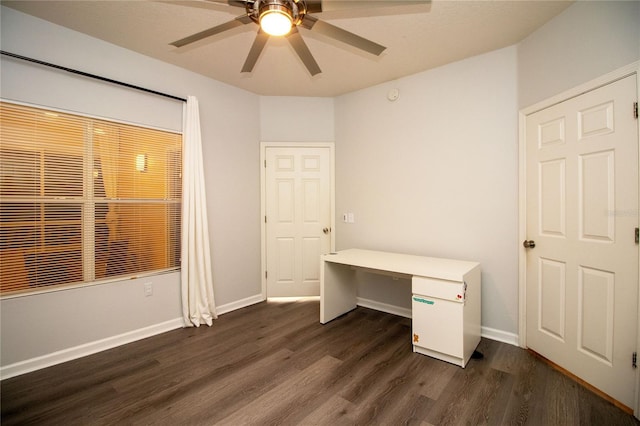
<box><xmin>323</xmin><ymin>227</ymin><xmax>331</xmax><ymax>234</ymax></box>
<box><xmin>523</xmin><ymin>240</ymin><xmax>536</xmax><ymax>249</ymax></box>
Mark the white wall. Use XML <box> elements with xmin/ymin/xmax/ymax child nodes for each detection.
<box><xmin>1</xmin><ymin>273</ymin><xmax>181</xmax><ymax>367</ymax></box>
<box><xmin>259</xmin><ymin>96</ymin><xmax>334</xmax><ymax>142</ymax></box>
<box><xmin>335</xmin><ymin>46</ymin><xmax>519</xmax><ymax>337</ymax></box>
<box><xmin>1</xmin><ymin>6</ymin><xmax>261</xmax><ymax>369</ymax></box>
<box><xmin>518</xmin><ymin>0</ymin><xmax>640</xmax><ymax>108</ymax></box>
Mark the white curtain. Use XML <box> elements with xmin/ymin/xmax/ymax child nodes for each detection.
<box><xmin>181</xmin><ymin>96</ymin><xmax>217</xmax><ymax>327</ymax></box>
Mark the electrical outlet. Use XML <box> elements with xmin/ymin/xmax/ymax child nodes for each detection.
<box><xmin>144</xmin><ymin>282</ymin><xmax>153</xmax><ymax>297</ymax></box>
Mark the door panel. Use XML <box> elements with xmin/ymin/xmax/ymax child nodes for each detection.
<box><xmin>538</xmin><ymin>257</ymin><xmax>565</xmax><ymax>340</ymax></box>
<box><xmin>525</xmin><ymin>75</ymin><xmax>638</xmax><ymax>408</ymax></box>
<box><xmin>579</xmin><ymin>266</ymin><xmax>614</xmax><ymax>364</ymax></box>
<box><xmin>580</xmin><ymin>150</ymin><xmax>615</xmax><ymax>241</ymax></box>
<box><xmin>539</xmin><ymin>159</ymin><xmax>566</xmax><ymax>236</ymax></box>
<box><xmin>276</xmin><ymin>238</ymin><xmax>295</xmax><ymax>282</ymax></box>
<box><xmin>266</xmin><ymin>147</ymin><xmax>331</xmax><ymax>297</ymax></box>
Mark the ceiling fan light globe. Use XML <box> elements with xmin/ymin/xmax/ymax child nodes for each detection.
<box><xmin>260</xmin><ymin>9</ymin><xmax>293</xmax><ymax>36</ymax></box>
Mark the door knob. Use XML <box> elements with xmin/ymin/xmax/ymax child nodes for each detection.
<box><xmin>323</xmin><ymin>227</ymin><xmax>330</xmax><ymax>234</ymax></box>
<box><xmin>523</xmin><ymin>240</ymin><xmax>536</xmax><ymax>249</ymax></box>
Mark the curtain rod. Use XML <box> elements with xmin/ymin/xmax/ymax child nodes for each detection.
<box><xmin>1</xmin><ymin>50</ymin><xmax>187</xmax><ymax>103</ymax></box>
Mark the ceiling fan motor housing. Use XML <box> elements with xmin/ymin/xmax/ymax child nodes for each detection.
<box><xmin>249</xmin><ymin>0</ymin><xmax>307</xmax><ymax>27</ymax></box>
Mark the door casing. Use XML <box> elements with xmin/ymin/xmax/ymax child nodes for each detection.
<box><xmin>260</xmin><ymin>141</ymin><xmax>335</xmax><ymax>300</ymax></box>
<box><xmin>518</xmin><ymin>61</ymin><xmax>640</xmax><ymax>417</ymax></box>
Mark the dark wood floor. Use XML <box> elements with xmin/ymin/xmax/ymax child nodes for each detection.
<box><xmin>2</xmin><ymin>298</ymin><xmax>639</xmax><ymax>425</ymax></box>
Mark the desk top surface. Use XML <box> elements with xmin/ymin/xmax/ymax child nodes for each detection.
<box><xmin>323</xmin><ymin>249</ymin><xmax>480</xmax><ymax>281</ymax></box>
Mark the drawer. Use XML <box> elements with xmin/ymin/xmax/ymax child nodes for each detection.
<box><xmin>412</xmin><ymin>276</ymin><xmax>466</xmax><ymax>301</ymax></box>
<box><xmin>412</xmin><ymin>295</ymin><xmax>464</xmax><ymax>357</ymax></box>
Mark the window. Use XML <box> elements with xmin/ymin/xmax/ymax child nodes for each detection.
<box><xmin>0</xmin><ymin>102</ymin><xmax>182</xmax><ymax>295</ymax></box>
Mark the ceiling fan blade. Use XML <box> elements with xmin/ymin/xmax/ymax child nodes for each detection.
<box><xmin>170</xmin><ymin>15</ymin><xmax>253</xmax><ymax>48</ymax></box>
<box><xmin>301</xmin><ymin>15</ymin><xmax>385</xmax><ymax>56</ymax></box>
<box><xmin>306</xmin><ymin>0</ymin><xmax>323</xmax><ymax>13</ymax></box>
<box><xmin>286</xmin><ymin>27</ymin><xmax>321</xmax><ymax>76</ymax></box>
<box><xmin>204</xmin><ymin>0</ymin><xmax>250</xmax><ymax>8</ymax></box>
<box><xmin>315</xmin><ymin>0</ymin><xmax>429</xmax><ymax>13</ymax></box>
<box><xmin>241</xmin><ymin>30</ymin><xmax>270</xmax><ymax>73</ymax></box>
<box><xmin>156</xmin><ymin>0</ymin><xmax>246</xmax><ymax>12</ymax></box>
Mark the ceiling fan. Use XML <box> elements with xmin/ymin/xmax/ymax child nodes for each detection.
<box><xmin>170</xmin><ymin>0</ymin><xmax>425</xmax><ymax>76</ymax></box>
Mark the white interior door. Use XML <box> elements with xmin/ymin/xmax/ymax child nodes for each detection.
<box><xmin>265</xmin><ymin>146</ymin><xmax>332</xmax><ymax>297</ymax></box>
<box><xmin>525</xmin><ymin>75</ymin><xmax>639</xmax><ymax>408</ymax></box>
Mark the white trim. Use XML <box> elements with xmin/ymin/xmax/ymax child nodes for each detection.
<box><xmin>0</xmin><ymin>292</ymin><xmax>521</xmax><ymax>381</ymax></box>
<box><xmin>216</xmin><ymin>293</ymin><xmax>265</xmax><ymax>316</ymax></box>
<box><xmin>518</xmin><ymin>61</ymin><xmax>640</xmax><ymax>417</ymax></box>
<box><xmin>481</xmin><ymin>326</ymin><xmax>519</xmax><ymax>347</ymax></box>
<box><xmin>634</xmin><ymin>65</ymin><xmax>640</xmax><ymax>421</ymax></box>
<box><xmin>259</xmin><ymin>141</ymin><xmax>336</xmax><ymax>300</ymax></box>
<box><xmin>0</xmin><ymin>98</ymin><xmax>182</xmax><ymax>135</ymax></box>
<box><xmin>0</xmin><ymin>294</ymin><xmax>267</xmax><ymax>380</ymax></box>
<box><xmin>518</xmin><ymin>109</ymin><xmax>528</xmax><ymax>349</ymax></box>
<box><xmin>357</xmin><ymin>298</ymin><xmax>519</xmax><ymax>346</ymax></box>
<box><xmin>520</xmin><ymin>62</ymin><xmax>640</xmax><ymax>117</ymax></box>
<box><xmin>356</xmin><ymin>297</ymin><xmax>412</xmax><ymax>318</ymax></box>
<box><xmin>0</xmin><ymin>318</ymin><xmax>183</xmax><ymax>380</ymax></box>
<box><xmin>0</xmin><ymin>269</ymin><xmax>179</xmax><ymax>300</ymax></box>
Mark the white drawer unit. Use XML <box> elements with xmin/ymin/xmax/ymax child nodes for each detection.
<box><xmin>412</xmin><ymin>276</ymin><xmax>467</xmax><ymax>302</ymax></box>
<box><xmin>411</xmin><ymin>270</ymin><xmax>481</xmax><ymax>368</ymax></box>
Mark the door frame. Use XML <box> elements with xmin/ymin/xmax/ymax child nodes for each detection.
<box><xmin>518</xmin><ymin>61</ymin><xmax>640</xmax><ymax>415</ymax></box>
<box><xmin>260</xmin><ymin>141</ymin><xmax>336</xmax><ymax>300</ymax></box>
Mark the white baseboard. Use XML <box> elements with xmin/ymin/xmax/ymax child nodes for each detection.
<box><xmin>1</xmin><ymin>294</ymin><xmax>266</xmax><ymax>381</ymax></box>
<box><xmin>356</xmin><ymin>297</ymin><xmax>520</xmax><ymax>348</ymax></box>
<box><xmin>216</xmin><ymin>293</ymin><xmax>265</xmax><ymax>316</ymax></box>
<box><xmin>356</xmin><ymin>297</ymin><xmax>412</xmax><ymax>319</ymax></box>
<box><xmin>0</xmin><ymin>318</ymin><xmax>184</xmax><ymax>380</ymax></box>
<box><xmin>481</xmin><ymin>326</ymin><xmax>520</xmax><ymax>347</ymax></box>
<box><xmin>1</xmin><ymin>295</ymin><xmax>519</xmax><ymax>381</ymax></box>
<box><xmin>1</xmin><ymin>294</ymin><xmax>268</xmax><ymax>381</ymax></box>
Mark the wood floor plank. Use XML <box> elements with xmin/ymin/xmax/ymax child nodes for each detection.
<box><xmin>416</xmin><ymin>356</ymin><xmax>459</xmax><ymax>401</ymax></box>
<box><xmin>422</xmin><ymin>351</ymin><xmax>491</xmax><ymax>425</ymax></box>
<box><xmin>498</xmin><ymin>344</ymin><xmax>541</xmax><ymax>424</ymax></box>
<box><xmin>288</xmin><ymin>310</ymin><xmax>401</xmax><ymax>371</ymax></box>
<box><xmin>2</xmin><ymin>299</ymin><xmax>639</xmax><ymax>426</ymax></box>
<box><xmin>349</xmin><ymin>352</ymin><xmax>438</xmax><ymax>425</ymax></box>
<box><xmin>122</xmin><ymin>348</ymin><xmax>300</xmax><ymax>425</ymax></box>
<box><xmin>458</xmin><ymin>367</ymin><xmax>515</xmax><ymax>424</ymax></box>
<box><xmin>337</xmin><ymin>326</ymin><xmax>411</xmax><ymax>404</ymax></box>
<box><xmin>215</xmin><ymin>355</ymin><xmax>343</xmax><ymax>425</ymax></box>
<box><xmin>544</xmin><ymin>369</ymin><xmax>583</xmax><ymax>424</ymax></box>
<box><xmin>298</xmin><ymin>395</ymin><xmax>358</xmax><ymax>426</ymax></box>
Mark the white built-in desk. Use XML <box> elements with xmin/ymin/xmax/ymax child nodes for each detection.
<box><xmin>320</xmin><ymin>249</ymin><xmax>481</xmax><ymax>367</ymax></box>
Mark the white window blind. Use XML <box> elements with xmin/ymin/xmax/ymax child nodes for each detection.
<box><xmin>0</xmin><ymin>102</ymin><xmax>182</xmax><ymax>295</ymax></box>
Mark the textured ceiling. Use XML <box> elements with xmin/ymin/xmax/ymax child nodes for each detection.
<box><xmin>2</xmin><ymin>0</ymin><xmax>573</xmax><ymax>96</ymax></box>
